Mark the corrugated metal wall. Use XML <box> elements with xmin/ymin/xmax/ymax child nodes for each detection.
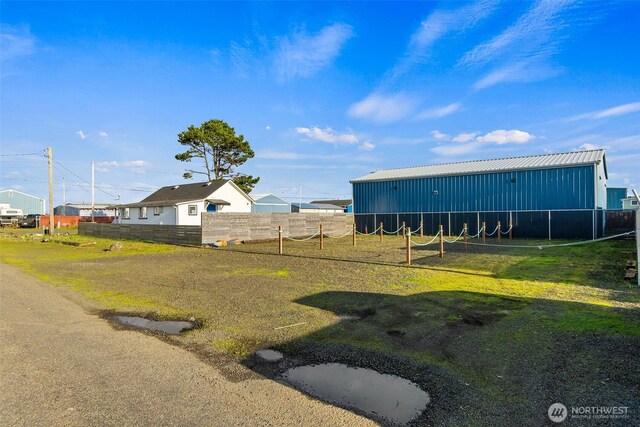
<box><xmin>606</xmin><ymin>187</ymin><xmax>627</xmax><ymax>210</ymax></box>
<box><xmin>353</xmin><ymin>165</ymin><xmax>596</xmax><ymax>213</ymax></box>
<box><xmin>0</xmin><ymin>190</ymin><xmax>45</xmax><ymax>214</ymax></box>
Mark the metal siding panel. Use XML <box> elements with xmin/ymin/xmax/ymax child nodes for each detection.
<box><xmin>352</xmin><ymin>164</ymin><xmax>596</xmax><ymax>213</ymax></box>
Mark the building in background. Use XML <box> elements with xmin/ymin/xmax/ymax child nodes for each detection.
<box><xmin>350</xmin><ymin>149</ymin><xmax>608</xmax><ymax>239</ymax></box>
<box><xmin>251</xmin><ymin>194</ymin><xmax>291</xmax><ymax>213</ymax></box>
<box><xmin>0</xmin><ymin>189</ymin><xmax>45</xmax><ymax>215</ymax></box>
<box><xmin>310</xmin><ymin>199</ymin><xmax>353</xmax><ymax>213</ymax></box>
<box><xmin>291</xmin><ymin>202</ymin><xmax>345</xmax><ymax>213</ymax></box>
<box><xmin>606</xmin><ymin>187</ymin><xmax>627</xmax><ymax>210</ymax></box>
<box><xmin>54</xmin><ymin>203</ymin><xmax>117</xmax><ymax>217</ymax></box>
<box><xmin>622</xmin><ymin>197</ymin><xmax>639</xmax><ymax>210</ymax></box>
<box><xmin>116</xmin><ymin>180</ymin><xmax>253</xmax><ymax>226</ymax></box>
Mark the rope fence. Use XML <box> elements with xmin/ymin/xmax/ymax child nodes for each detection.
<box><xmin>270</xmin><ymin>222</ymin><xmax>635</xmax><ymax>265</ymax></box>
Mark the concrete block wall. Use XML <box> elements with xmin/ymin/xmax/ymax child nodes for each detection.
<box><xmin>201</xmin><ymin>213</ymin><xmax>354</xmax><ymax>243</ymax></box>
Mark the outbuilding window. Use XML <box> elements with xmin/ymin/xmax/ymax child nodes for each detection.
<box><xmin>121</xmin><ymin>208</ymin><xmax>130</xmax><ymax>219</ymax></box>
<box><xmin>154</xmin><ymin>206</ymin><xmax>163</xmax><ymax>215</ymax></box>
<box><xmin>139</xmin><ymin>207</ymin><xmax>147</xmax><ymax>219</ymax></box>
<box><xmin>188</xmin><ymin>205</ymin><xmax>198</xmax><ymax>216</ymax></box>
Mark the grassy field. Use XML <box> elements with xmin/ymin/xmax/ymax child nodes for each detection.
<box><xmin>1</xmin><ymin>228</ymin><xmax>638</xmax><ymax>425</ymax></box>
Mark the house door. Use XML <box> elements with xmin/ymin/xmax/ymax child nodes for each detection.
<box><xmin>206</xmin><ymin>203</ymin><xmax>217</xmax><ymax>213</ymax></box>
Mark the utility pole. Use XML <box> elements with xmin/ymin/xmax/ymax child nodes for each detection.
<box><xmin>47</xmin><ymin>146</ymin><xmax>55</xmax><ymax>236</ymax></box>
<box><xmin>62</xmin><ymin>177</ymin><xmax>66</xmax><ymax>215</ymax></box>
<box><xmin>91</xmin><ymin>161</ymin><xmax>95</xmax><ymax>222</ymax></box>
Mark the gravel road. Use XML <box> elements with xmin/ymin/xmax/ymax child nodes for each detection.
<box><xmin>0</xmin><ymin>264</ymin><xmax>376</xmax><ymax>426</ymax></box>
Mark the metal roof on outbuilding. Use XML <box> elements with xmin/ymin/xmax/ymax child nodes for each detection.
<box><xmin>351</xmin><ymin>149</ymin><xmax>606</xmax><ymax>183</ymax></box>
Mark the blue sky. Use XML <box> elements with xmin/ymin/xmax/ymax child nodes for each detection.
<box><xmin>1</xmin><ymin>0</ymin><xmax>639</xmax><ymax>205</ymax></box>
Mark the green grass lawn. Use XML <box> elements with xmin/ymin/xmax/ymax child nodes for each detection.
<box><xmin>1</xmin><ymin>229</ymin><xmax>638</xmax><ymax>425</ymax></box>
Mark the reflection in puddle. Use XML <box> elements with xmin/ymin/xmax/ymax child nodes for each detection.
<box><xmin>112</xmin><ymin>316</ymin><xmax>194</xmax><ymax>335</ymax></box>
<box><xmin>256</xmin><ymin>349</ymin><xmax>284</xmax><ymax>362</ymax></box>
<box><xmin>283</xmin><ymin>363</ymin><xmax>429</xmax><ymax>424</ymax></box>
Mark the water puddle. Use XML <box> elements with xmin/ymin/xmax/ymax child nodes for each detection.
<box><xmin>256</xmin><ymin>349</ymin><xmax>284</xmax><ymax>362</ymax></box>
<box><xmin>112</xmin><ymin>316</ymin><xmax>195</xmax><ymax>335</ymax></box>
<box><xmin>283</xmin><ymin>363</ymin><xmax>430</xmax><ymax>424</ymax></box>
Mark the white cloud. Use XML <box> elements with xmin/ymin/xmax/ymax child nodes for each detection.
<box><xmin>0</xmin><ymin>24</ymin><xmax>35</xmax><ymax>61</ymax></box>
<box><xmin>296</xmin><ymin>126</ymin><xmax>358</xmax><ymax>145</ymax></box>
<box><xmin>348</xmin><ymin>92</ymin><xmax>416</xmax><ymax>123</ymax></box>
<box><xmin>256</xmin><ymin>150</ymin><xmax>344</xmax><ymax>160</ymax></box>
<box><xmin>431</xmin><ymin>142</ymin><xmax>479</xmax><ymax>157</ymax></box>
<box><xmin>461</xmin><ymin>0</ymin><xmax>590</xmax><ymax>89</ymax></box>
<box><xmin>431</xmin><ymin>129</ymin><xmax>535</xmax><ymax>157</ymax></box>
<box><xmin>461</xmin><ymin>0</ymin><xmax>577</xmax><ymax>67</ymax></box>
<box><xmin>476</xmin><ymin>129</ymin><xmax>534</xmax><ymax>144</ymax></box>
<box><xmin>274</xmin><ymin>23</ymin><xmax>353</xmax><ymax>82</ymax></box>
<box><xmin>99</xmin><ymin>131</ymin><xmax>108</xmax><ymax>138</ymax></box>
<box><xmin>473</xmin><ymin>60</ymin><xmax>562</xmax><ymax>90</ymax></box>
<box><xmin>76</xmin><ymin>130</ymin><xmax>87</xmax><ymax>140</ymax></box>
<box><xmin>265</xmin><ymin>125</ymin><xmax>271</xmax><ymax>130</ymax></box>
<box><xmin>94</xmin><ymin>160</ymin><xmax>150</xmax><ymax>173</ymax></box>
<box><xmin>578</xmin><ymin>143</ymin><xmax>601</xmax><ymax>151</ymax></box>
<box><xmin>567</xmin><ymin>102</ymin><xmax>640</xmax><ymax>121</ymax></box>
<box><xmin>430</xmin><ymin>130</ymin><xmax>450</xmax><ymax>141</ymax></box>
<box><xmin>453</xmin><ymin>132</ymin><xmax>477</xmax><ymax>143</ymax></box>
<box><xmin>96</xmin><ymin>161</ymin><xmax>119</xmax><ymax>167</ymax></box>
<box><xmin>388</xmin><ymin>0</ymin><xmax>499</xmax><ymax>82</ymax></box>
<box><xmin>418</xmin><ymin>102</ymin><xmax>461</xmax><ymax>120</ymax></box>
<box><xmin>359</xmin><ymin>141</ymin><xmax>375</xmax><ymax>151</ymax></box>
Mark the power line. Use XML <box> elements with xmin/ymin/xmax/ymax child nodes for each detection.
<box><xmin>53</xmin><ymin>159</ymin><xmax>118</xmax><ymax>198</ymax></box>
<box><xmin>0</xmin><ymin>152</ymin><xmax>43</xmax><ymax>157</ymax></box>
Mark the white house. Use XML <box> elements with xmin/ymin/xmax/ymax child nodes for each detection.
<box><xmin>622</xmin><ymin>196</ymin><xmax>639</xmax><ymax>210</ymax></box>
<box><xmin>116</xmin><ymin>180</ymin><xmax>253</xmax><ymax>225</ymax></box>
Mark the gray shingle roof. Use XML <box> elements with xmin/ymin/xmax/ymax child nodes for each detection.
<box><xmin>140</xmin><ymin>180</ymin><xmax>228</xmax><ymax>203</ymax></box>
<box><xmin>351</xmin><ymin>149</ymin><xmax>606</xmax><ymax>183</ymax></box>
<box><xmin>118</xmin><ymin>180</ymin><xmax>231</xmax><ymax>208</ymax></box>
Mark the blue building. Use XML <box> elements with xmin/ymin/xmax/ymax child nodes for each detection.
<box><xmin>251</xmin><ymin>194</ymin><xmax>291</xmax><ymax>213</ymax></box>
<box><xmin>0</xmin><ymin>189</ymin><xmax>45</xmax><ymax>215</ymax></box>
<box><xmin>606</xmin><ymin>187</ymin><xmax>627</xmax><ymax>210</ymax></box>
<box><xmin>350</xmin><ymin>150</ymin><xmax>608</xmax><ymax>239</ymax></box>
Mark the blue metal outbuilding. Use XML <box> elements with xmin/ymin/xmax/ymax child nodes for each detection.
<box><xmin>0</xmin><ymin>189</ymin><xmax>45</xmax><ymax>215</ymax></box>
<box><xmin>251</xmin><ymin>194</ymin><xmax>291</xmax><ymax>213</ymax></box>
<box><xmin>350</xmin><ymin>150</ymin><xmax>609</xmax><ymax>239</ymax></box>
<box><xmin>606</xmin><ymin>187</ymin><xmax>627</xmax><ymax>210</ymax></box>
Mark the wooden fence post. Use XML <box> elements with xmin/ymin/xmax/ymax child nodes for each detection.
<box><xmin>402</xmin><ymin>221</ymin><xmax>406</xmax><ymax>237</ymax></box>
<box><xmin>278</xmin><ymin>226</ymin><xmax>283</xmax><ymax>255</ymax></box>
<box><xmin>352</xmin><ymin>223</ymin><xmax>356</xmax><ymax>247</ymax></box>
<box><xmin>420</xmin><ymin>220</ymin><xmax>424</xmax><ymax>237</ymax></box>
<box><xmin>365</xmin><ymin>225</ymin><xmax>368</xmax><ymax>235</ymax></box>
<box><xmin>509</xmin><ymin>219</ymin><xmax>513</xmax><ymax>240</ymax></box>
<box><xmin>439</xmin><ymin>224</ymin><xmax>444</xmax><ymax>258</ymax></box>
<box><xmin>497</xmin><ymin>221</ymin><xmax>501</xmax><ymax>242</ymax></box>
<box><xmin>482</xmin><ymin>221</ymin><xmax>486</xmax><ymax>244</ymax></box>
<box><xmin>379</xmin><ymin>222</ymin><xmax>383</xmax><ymax>243</ymax></box>
<box><xmin>320</xmin><ymin>224</ymin><xmax>324</xmax><ymax>250</ymax></box>
<box><xmin>463</xmin><ymin>223</ymin><xmax>468</xmax><ymax>252</ymax></box>
<box><xmin>406</xmin><ymin>227</ymin><xmax>411</xmax><ymax>265</ymax></box>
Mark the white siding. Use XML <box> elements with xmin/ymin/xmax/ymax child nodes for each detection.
<box><xmin>595</xmin><ymin>161</ymin><xmax>607</xmax><ymax>209</ymax></box>
<box><xmin>211</xmin><ymin>182</ymin><xmax>253</xmax><ymax>213</ymax></box>
<box><xmin>119</xmin><ymin>206</ymin><xmax>177</xmax><ymax>225</ymax></box>
<box><xmin>176</xmin><ymin>202</ymin><xmax>204</xmax><ymax>226</ymax></box>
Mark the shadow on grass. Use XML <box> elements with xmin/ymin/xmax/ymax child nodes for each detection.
<box><xmin>231</xmin><ymin>237</ymin><xmax>637</xmax><ymax>291</ymax></box>
<box><xmin>242</xmin><ymin>289</ymin><xmax>640</xmax><ymax>426</ymax></box>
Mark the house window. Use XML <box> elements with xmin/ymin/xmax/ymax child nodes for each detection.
<box><xmin>632</xmin><ymin>200</ymin><xmax>639</xmax><ymax>206</ymax></box>
<box><xmin>121</xmin><ymin>208</ymin><xmax>130</xmax><ymax>219</ymax></box>
<box><xmin>154</xmin><ymin>206</ymin><xmax>163</xmax><ymax>215</ymax></box>
<box><xmin>139</xmin><ymin>207</ymin><xmax>147</xmax><ymax>219</ymax></box>
<box><xmin>188</xmin><ymin>205</ymin><xmax>198</xmax><ymax>216</ymax></box>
